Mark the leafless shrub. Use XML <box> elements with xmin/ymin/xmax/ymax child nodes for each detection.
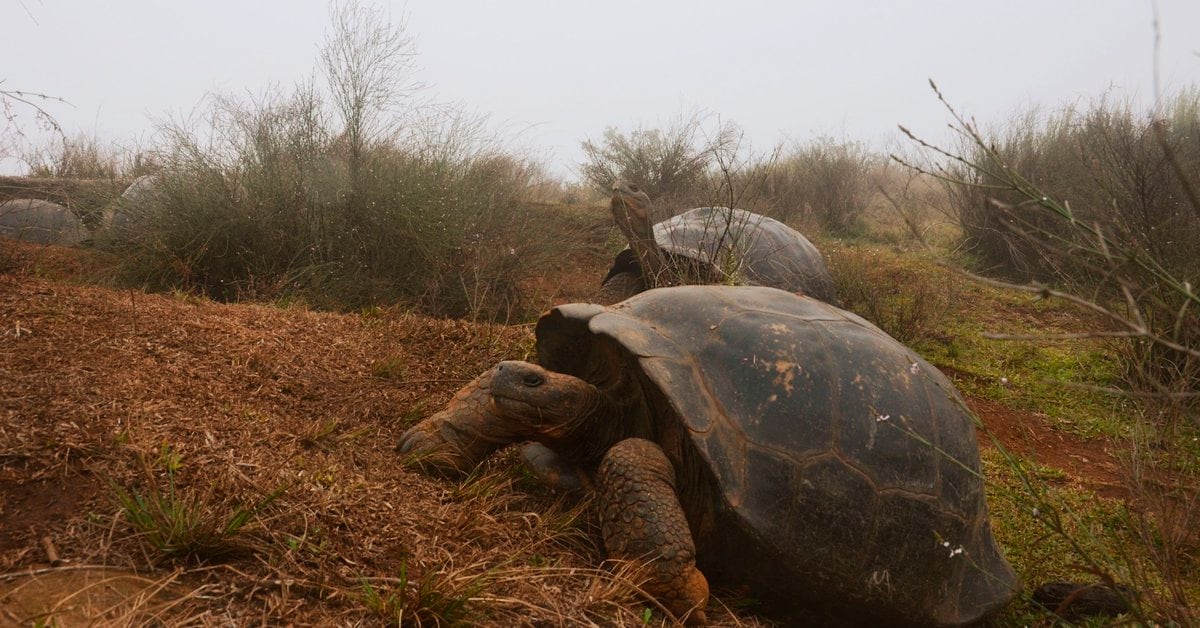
<box><xmin>939</xmin><ymin>90</ymin><xmax>1200</xmax><ymax>285</ymax></box>
<box><xmin>900</xmin><ymin>80</ymin><xmax>1200</xmax><ymax>624</ymax></box>
<box><xmin>868</xmin><ymin>154</ymin><xmax>959</xmax><ymax>246</ymax></box>
<box><xmin>526</xmin><ymin>175</ymin><xmax>605</xmax><ymax>206</ymax></box>
<box><xmin>1</xmin><ymin>83</ymin><xmax>66</xmax><ymax>166</ymax></box>
<box><xmin>904</xmin><ymin>86</ymin><xmax>1200</xmax><ymax>398</ymax></box>
<box><xmin>740</xmin><ymin>137</ymin><xmax>879</xmax><ymax>235</ymax></box>
<box><xmin>578</xmin><ymin>112</ymin><xmax>715</xmax><ymax>210</ymax></box>
<box><xmin>580</xmin><ymin>117</ymin><xmax>881</xmax><ymax>240</ymax></box>
<box><xmin>108</xmin><ymin>3</ymin><xmax>565</xmax><ymax>321</ymax></box>
<box><xmin>692</xmin><ymin>121</ymin><xmax>779</xmax><ymax>211</ymax></box>
<box><xmin>25</xmin><ymin>134</ymin><xmax>122</xmax><ymax>179</ymax></box>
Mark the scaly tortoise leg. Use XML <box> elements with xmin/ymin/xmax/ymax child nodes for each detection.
<box><xmin>591</xmin><ymin>269</ymin><xmax>646</xmax><ymax>305</ymax></box>
<box><xmin>596</xmin><ymin>438</ymin><xmax>709</xmax><ymax>625</ymax></box>
<box><xmin>519</xmin><ymin>443</ymin><xmax>591</xmax><ymax>494</ymax></box>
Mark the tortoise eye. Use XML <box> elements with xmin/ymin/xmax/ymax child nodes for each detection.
<box><xmin>522</xmin><ymin>372</ymin><xmax>545</xmax><ymax>387</ymax></box>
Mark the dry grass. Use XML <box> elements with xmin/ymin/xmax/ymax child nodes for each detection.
<box><xmin>0</xmin><ymin>241</ymin><xmax>762</xmax><ymax>626</ymax></box>
<box><xmin>8</xmin><ymin>227</ymin><xmax>1195</xmax><ymax>624</ymax></box>
<box><xmin>824</xmin><ymin>242</ymin><xmax>948</xmax><ymax>346</ymax></box>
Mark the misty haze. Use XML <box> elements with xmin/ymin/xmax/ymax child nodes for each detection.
<box><xmin>2</xmin><ymin>2</ymin><xmax>1198</xmax><ymax>625</ymax></box>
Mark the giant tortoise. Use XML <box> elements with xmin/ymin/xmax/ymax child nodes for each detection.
<box><xmin>103</xmin><ymin>173</ymin><xmax>162</xmax><ymax>234</ymax></box>
<box><xmin>595</xmin><ymin>181</ymin><xmax>837</xmax><ymax>305</ymax></box>
<box><xmin>0</xmin><ymin>199</ymin><xmax>88</xmax><ymax>246</ymax></box>
<box><xmin>398</xmin><ymin>285</ymin><xmax>1017</xmax><ymax>625</ymax></box>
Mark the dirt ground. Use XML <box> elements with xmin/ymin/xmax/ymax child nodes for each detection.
<box><xmin>0</xmin><ymin>241</ymin><xmax>1134</xmax><ymax>626</ymax></box>
<box><xmin>962</xmin><ymin>390</ymin><xmax>1126</xmax><ymax>499</ymax></box>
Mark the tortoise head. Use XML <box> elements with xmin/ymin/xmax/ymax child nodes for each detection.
<box><xmin>610</xmin><ymin>180</ymin><xmax>652</xmax><ymax>226</ymax></box>
<box><xmin>490</xmin><ymin>361</ymin><xmax>605</xmax><ymax>441</ymax></box>
<box><xmin>610</xmin><ymin>180</ymin><xmax>667</xmax><ymax>285</ymax></box>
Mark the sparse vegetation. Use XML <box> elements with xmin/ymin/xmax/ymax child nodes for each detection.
<box><xmin>899</xmin><ymin>81</ymin><xmax>1200</xmax><ymax>625</ymax></box>
<box><xmin>4</xmin><ymin>3</ymin><xmax>1199</xmax><ymax>623</ymax></box>
<box><xmin>102</xmin><ymin>3</ymin><xmax>580</xmax><ymax>321</ymax></box>
<box><xmin>579</xmin><ymin>113</ymin><xmax>715</xmax><ymax>210</ymax></box>
<box><xmin>937</xmin><ymin>90</ymin><xmax>1200</xmax><ymax>287</ymax></box>
<box><xmin>24</xmin><ymin>133</ymin><xmax>157</xmax><ymax>180</ymax></box>
<box><xmin>111</xmin><ymin>444</ymin><xmax>287</xmax><ymax>561</ymax></box>
<box><xmin>826</xmin><ymin>244</ymin><xmax>947</xmax><ymax>345</ymax></box>
<box><xmin>580</xmin><ymin>119</ymin><xmax>880</xmax><ymax>237</ymax></box>
<box><xmin>738</xmin><ymin>137</ymin><xmax>879</xmax><ymax>235</ymax></box>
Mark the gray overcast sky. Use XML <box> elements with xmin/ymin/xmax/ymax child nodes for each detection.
<box><xmin>3</xmin><ymin>1</ymin><xmax>1199</xmax><ymax>178</ymax></box>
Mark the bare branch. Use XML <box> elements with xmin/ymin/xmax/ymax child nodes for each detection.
<box><xmin>1</xmin><ymin>83</ymin><xmax>69</xmax><ymax>138</ymax></box>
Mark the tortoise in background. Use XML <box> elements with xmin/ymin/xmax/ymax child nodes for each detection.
<box><xmin>398</xmin><ymin>285</ymin><xmax>1017</xmax><ymax>625</ymax></box>
<box><xmin>0</xmin><ymin>199</ymin><xmax>89</xmax><ymax>246</ymax></box>
<box><xmin>594</xmin><ymin>181</ymin><xmax>837</xmax><ymax>305</ymax></box>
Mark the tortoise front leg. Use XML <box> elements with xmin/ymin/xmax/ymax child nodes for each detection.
<box><xmin>397</xmin><ymin>369</ymin><xmax>524</xmax><ymax>476</ymax></box>
<box><xmin>597</xmin><ymin>438</ymin><xmax>709</xmax><ymax>625</ymax></box>
<box><xmin>519</xmin><ymin>443</ymin><xmax>591</xmax><ymax>494</ymax></box>
<box><xmin>592</xmin><ymin>270</ymin><xmax>645</xmax><ymax>305</ymax></box>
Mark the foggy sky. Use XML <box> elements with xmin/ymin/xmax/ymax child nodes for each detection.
<box><xmin>3</xmin><ymin>0</ymin><xmax>1199</xmax><ymax>178</ymax></box>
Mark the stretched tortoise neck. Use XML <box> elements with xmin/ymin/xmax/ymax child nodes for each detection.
<box><xmin>611</xmin><ymin>194</ymin><xmax>666</xmax><ymax>285</ymax></box>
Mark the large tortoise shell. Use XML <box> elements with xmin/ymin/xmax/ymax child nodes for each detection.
<box><xmin>605</xmin><ymin>207</ymin><xmax>837</xmax><ymax>303</ymax></box>
<box><xmin>536</xmin><ymin>285</ymin><xmax>1016</xmax><ymax>625</ymax></box>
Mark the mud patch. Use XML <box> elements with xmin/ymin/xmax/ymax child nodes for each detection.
<box><xmin>0</xmin><ymin>478</ymin><xmax>92</xmax><ymax>555</ymax></box>
<box><xmin>964</xmin><ymin>395</ymin><xmax>1126</xmax><ymax>499</ymax></box>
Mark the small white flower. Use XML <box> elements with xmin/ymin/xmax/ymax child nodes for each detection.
<box><xmin>876</xmin><ymin>414</ymin><xmax>890</xmax><ymax>423</ymax></box>
<box><xmin>1031</xmin><ymin>507</ymin><xmax>1040</xmax><ymax>518</ymax></box>
<box><xmin>1000</xmin><ymin>377</ymin><xmax>1009</xmax><ymax>385</ymax></box>
<box><xmin>909</xmin><ymin>363</ymin><xmax>919</xmax><ymax>375</ymax></box>
<box><xmin>942</xmin><ymin>541</ymin><xmax>950</xmax><ymax>548</ymax></box>
<box><xmin>949</xmin><ymin>546</ymin><xmax>964</xmax><ymax>558</ymax></box>
<box><xmin>509</xmin><ymin>247</ymin><xmax>516</xmax><ymax>255</ymax></box>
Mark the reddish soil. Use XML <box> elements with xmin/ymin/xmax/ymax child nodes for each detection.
<box><xmin>0</xmin><ymin>239</ymin><xmax>1145</xmax><ymax>625</ymax></box>
<box><xmin>931</xmin><ymin>364</ymin><xmax>1129</xmax><ymax>499</ymax></box>
<box><xmin>964</xmin><ymin>394</ymin><xmax>1127</xmax><ymax>499</ymax></box>
<box><xmin>0</xmin><ymin>477</ymin><xmax>95</xmax><ymax>555</ymax></box>
<box><xmin>0</xmin><ymin>240</ymin><xmax>747</xmax><ymax>625</ymax></box>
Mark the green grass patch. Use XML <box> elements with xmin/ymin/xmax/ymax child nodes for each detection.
<box><xmin>982</xmin><ymin>448</ymin><xmax>1200</xmax><ymax>624</ymax></box>
<box><xmin>369</xmin><ymin>355</ymin><xmax>410</xmax><ymax>380</ymax></box>
<box><xmin>112</xmin><ymin>443</ymin><xmax>287</xmax><ymax>561</ymax></box>
<box><xmin>359</xmin><ymin>561</ymin><xmax>491</xmax><ymax>626</ymax></box>
<box><xmin>830</xmin><ymin>243</ymin><xmax>1131</xmax><ymax>440</ymax></box>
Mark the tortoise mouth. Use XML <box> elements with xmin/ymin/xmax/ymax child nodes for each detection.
<box><xmin>489</xmin><ymin>392</ymin><xmax>536</xmax><ymax>413</ymax></box>
<box><xmin>487</xmin><ymin>361</ymin><xmax>601</xmax><ymax>436</ymax></box>
<box><xmin>489</xmin><ymin>390</ymin><xmax>576</xmax><ymax>441</ymax></box>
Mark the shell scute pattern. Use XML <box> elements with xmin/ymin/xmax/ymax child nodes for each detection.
<box><xmin>535</xmin><ymin>285</ymin><xmax>1016</xmax><ymax>625</ymax></box>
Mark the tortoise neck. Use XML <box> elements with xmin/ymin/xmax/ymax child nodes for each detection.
<box><xmin>548</xmin><ymin>366</ymin><xmax>651</xmax><ymax>469</ymax></box>
<box><xmin>611</xmin><ymin>196</ymin><xmax>667</xmax><ymax>286</ymax></box>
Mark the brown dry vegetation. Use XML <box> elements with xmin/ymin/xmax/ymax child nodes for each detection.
<box><xmin>1</xmin><ymin>237</ymin><xmax>1163</xmax><ymax>626</ymax></box>
<box><xmin>0</xmin><ymin>241</ymin><xmax>762</xmax><ymax>626</ymax></box>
